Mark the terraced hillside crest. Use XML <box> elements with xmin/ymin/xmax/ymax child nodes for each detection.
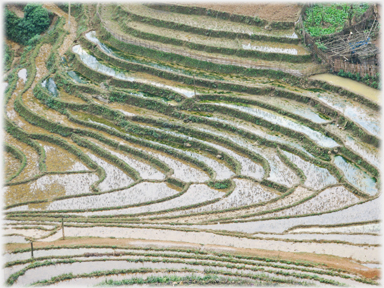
<box><xmin>3</xmin><ymin>3</ymin><xmax>381</xmax><ymax>286</ymax></box>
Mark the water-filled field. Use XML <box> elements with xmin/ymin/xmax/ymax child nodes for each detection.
<box><xmin>3</xmin><ymin>2</ymin><xmax>380</xmax><ymax>286</ymax></box>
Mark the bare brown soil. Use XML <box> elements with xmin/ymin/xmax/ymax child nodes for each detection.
<box><xmin>6</xmin><ymin>4</ymin><xmax>24</xmax><ymax>18</ymax></box>
<box><xmin>177</xmin><ymin>3</ymin><xmax>303</xmax><ymax>23</ymax></box>
<box><xmin>6</xmin><ymin>237</ymin><xmax>380</xmax><ymax>279</ymax></box>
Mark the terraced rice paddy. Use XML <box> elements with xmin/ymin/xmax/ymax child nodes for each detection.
<box><xmin>3</xmin><ymin>2</ymin><xmax>381</xmax><ymax>287</ymax></box>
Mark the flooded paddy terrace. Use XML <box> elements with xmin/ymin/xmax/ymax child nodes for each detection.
<box><xmin>3</xmin><ymin>2</ymin><xmax>381</xmax><ymax>286</ymax></box>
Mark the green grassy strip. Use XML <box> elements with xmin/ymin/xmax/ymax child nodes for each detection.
<box><xmin>5</xmin><ymin>119</ymin><xmax>46</xmax><ymax>173</ymax></box>
<box><xmin>34</xmin><ymin>271</ymin><xmax>260</xmax><ymax>286</ymax></box>
<box><xmin>308</xmin><ymin>79</ymin><xmax>380</xmax><ymax>111</ymax></box>
<box><xmin>73</xmin><ymin>127</ymin><xmax>172</xmax><ymax>175</ymax></box>
<box><xmin>131</xmin><ymin>115</ymin><xmax>270</xmax><ymax>178</ymax></box>
<box><xmin>78</xmin><ymin>36</ymin><xmax>377</xmax><ymax>152</ymax></box>
<box><xmin>71</xmin><ymin>46</ymin><xmax>186</xmax><ymax>103</ymax></box>
<box><xmin>97</xmin><ymin>24</ymin><xmax>297</xmax><ymax>81</ymax></box>
<box><xmin>71</xmin><ymin>41</ymin><xmax>377</xmax><ymax>173</ymax></box>
<box><xmin>71</xmin><ymin>134</ymin><xmax>141</xmax><ymax>181</ymax></box>
<box><xmin>115</xmin><ymin>18</ymin><xmax>310</xmax><ymax>64</ymax></box>
<box><xmin>3</xmin><ymin>243</ymin><xmax>352</xmax><ymax>273</ymax></box>
<box><xmin>220</xmin><ymin>194</ymin><xmax>377</xmax><ymax>223</ymax></box>
<box><xmin>6</xmin><ymin>255</ymin><xmax>345</xmax><ymax>286</ymax></box>
<box><xmin>276</xmin><ymin>146</ymin><xmax>306</xmax><ymax>184</ymax></box>
<box><xmin>99</xmin><ymin>21</ymin><xmax>379</xmax><ymax>115</ymax></box>
<box><xmin>5</xmin><ymin>179</ymin><xmax>191</xmax><ymax>214</ymax></box>
<box><xmin>4</xmin><ymin>143</ymin><xmax>27</xmax><ymax>183</ymax></box>
<box><xmin>117</xmin><ymin>5</ymin><xmax>298</xmax><ymax>44</ymax></box>
<box><xmin>195</xmin><ymin>103</ymin><xmax>332</xmax><ymax>158</ymax></box>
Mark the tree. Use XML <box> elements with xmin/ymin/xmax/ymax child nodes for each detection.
<box><xmin>4</xmin><ymin>4</ymin><xmax>51</xmax><ymax>45</ymax></box>
<box><xmin>23</xmin><ymin>4</ymin><xmax>51</xmax><ymax>35</ymax></box>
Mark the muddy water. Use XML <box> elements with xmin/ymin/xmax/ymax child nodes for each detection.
<box><xmin>251</xmin><ymin>186</ymin><xmax>360</xmax><ymax>220</ymax></box>
<box><xmin>39</xmin><ymin>226</ymin><xmax>380</xmax><ymax>262</ymax></box>
<box><xmin>214</xmin><ymin>102</ymin><xmax>339</xmax><ymax>148</ymax></box>
<box><xmin>11</xmin><ymin>181</ymin><xmax>179</xmax><ymax>212</ymax></box>
<box><xmin>4</xmin><ymin>133</ymin><xmax>40</xmax><ymax>182</ymax></box>
<box><xmin>4</xmin><ymin>172</ymin><xmax>98</xmax><ymax>207</ymax></box>
<box><xmin>334</xmin><ymin>156</ymin><xmax>378</xmax><ymax>196</ymax></box>
<box><xmin>309</xmin><ymin>74</ymin><xmax>381</xmax><ymax>104</ymax></box>
<box><xmin>4</xmin><ymin>264</ymin><xmax>30</xmax><ymax>282</ymax></box>
<box><xmin>73</xmin><ymin>184</ymin><xmax>224</xmax><ymax>217</ymax></box>
<box><xmin>37</xmin><ymin>141</ymin><xmax>89</xmax><ymax>172</ymax></box>
<box><xmin>282</xmin><ymin>150</ymin><xmax>338</xmax><ymax>190</ymax></box>
<box><xmin>164</xmin><ymin>179</ymin><xmax>279</xmax><ymax>218</ymax></box>
<box><xmin>289</xmin><ymin>223</ymin><xmax>380</xmax><ymax>234</ymax></box>
<box><xmin>4</xmin><ymin>151</ymin><xmax>21</xmax><ymax>180</ymax></box>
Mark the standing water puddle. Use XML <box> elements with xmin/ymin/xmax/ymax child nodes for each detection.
<box><xmin>334</xmin><ymin>156</ymin><xmax>378</xmax><ymax>196</ymax></box>
<box><xmin>17</xmin><ymin>69</ymin><xmax>27</xmax><ymax>83</ymax></box>
<box><xmin>41</xmin><ymin>78</ymin><xmax>59</xmax><ymax>97</ymax></box>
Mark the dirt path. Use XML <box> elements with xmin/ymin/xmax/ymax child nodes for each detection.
<box><xmin>5</xmin><ymin>236</ymin><xmax>380</xmax><ymax>279</ymax></box>
<box><xmin>43</xmin><ymin>3</ymin><xmax>78</xmax><ymax>57</ymax></box>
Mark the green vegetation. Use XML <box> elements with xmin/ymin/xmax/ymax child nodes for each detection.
<box><xmin>304</xmin><ymin>3</ymin><xmax>369</xmax><ymax>37</ymax></box>
<box><xmin>337</xmin><ymin>70</ymin><xmax>381</xmax><ymax>89</ymax></box>
<box><xmin>5</xmin><ymin>4</ymin><xmax>52</xmax><ymax>45</ymax></box>
<box><xmin>97</xmin><ymin>274</ymin><xmax>265</xmax><ymax>286</ymax></box>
